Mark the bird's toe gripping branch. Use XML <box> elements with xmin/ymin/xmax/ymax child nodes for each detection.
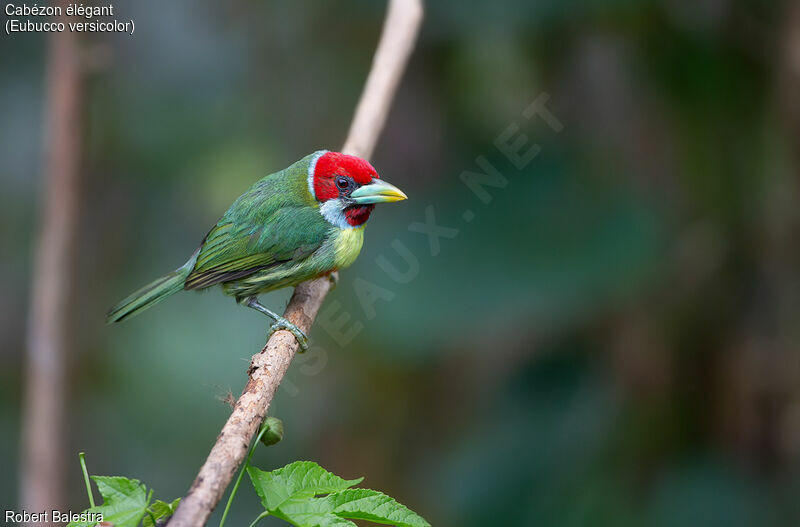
<box><xmin>242</xmin><ymin>295</ymin><xmax>309</xmax><ymax>353</ymax></box>
<box><xmin>269</xmin><ymin>318</ymin><xmax>309</xmax><ymax>353</ymax></box>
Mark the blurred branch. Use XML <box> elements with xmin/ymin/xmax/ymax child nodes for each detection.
<box><xmin>342</xmin><ymin>0</ymin><xmax>423</xmax><ymax>159</ymax></box>
<box><xmin>167</xmin><ymin>1</ymin><xmax>423</xmax><ymax>525</ymax></box>
<box><xmin>781</xmin><ymin>1</ymin><xmax>800</xmax><ymax>150</ymax></box>
<box><xmin>20</xmin><ymin>1</ymin><xmax>84</xmax><ymax>524</ymax></box>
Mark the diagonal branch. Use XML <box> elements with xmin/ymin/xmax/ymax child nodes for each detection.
<box><xmin>167</xmin><ymin>1</ymin><xmax>423</xmax><ymax>525</ymax></box>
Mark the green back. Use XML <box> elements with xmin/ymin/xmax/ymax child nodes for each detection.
<box><xmin>185</xmin><ymin>152</ymin><xmax>330</xmax><ymax>290</ymax></box>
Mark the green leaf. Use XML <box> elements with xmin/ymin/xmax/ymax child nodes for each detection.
<box><xmin>269</xmin><ymin>495</ymin><xmax>355</xmax><ymax>527</ymax></box>
<box><xmin>143</xmin><ymin>498</ymin><xmax>180</xmax><ymax>527</ymax></box>
<box><xmin>247</xmin><ymin>461</ymin><xmax>430</xmax><ymax>527</ymax></box>
<box><xmin>323</xmin><ymin>488</ymin><xmax>430</xmax><ymax>527</ymax></box>
<box><xmin>247</xmin><ymin>461</ymin><xmax>363</xmax><ymax>511</ymax></box>
<box><xmin>275</xmin><ymin>489</ymin><xmax>430</xmax><ymax>527</ymax></box>
<box><xmin>67</xmin><ymin>476</ymin><xmax>150</xmax><ymax>527</ymax></box>
<box><xmin>271</xmin><ymin>499</ymin><xmax>357</xmax><ymax>527</ymax></box>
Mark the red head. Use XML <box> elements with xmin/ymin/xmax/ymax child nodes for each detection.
<box><xmin>308</xmin><ymin>151</ymin><xmax>407</xmax><ymax>228</ymax></box>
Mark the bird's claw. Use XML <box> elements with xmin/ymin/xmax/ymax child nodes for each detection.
<box><xmin>269</xmin><ymin>317</ymin><xmax>309</xmax><ymax>353</ymax></box>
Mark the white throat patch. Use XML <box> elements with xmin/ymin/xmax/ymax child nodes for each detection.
<box><xmin>307</xmin><ymin>149</ymin><xmax>329</xmax><ymax>201</ymax></box>
<box><xmin>319</xmin><ymin>198</ymin><xmax>353</xmax><ymax>230</ymax></box>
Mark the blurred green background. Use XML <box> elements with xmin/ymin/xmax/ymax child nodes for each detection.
<box><xmin>4</xmin><ymin>0</ymin><xmax>800</xmax><ymax>525</ymax></box>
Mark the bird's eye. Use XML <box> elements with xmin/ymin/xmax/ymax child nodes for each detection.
<box><xmin>335</xmin><ymin>176</ymin><xmax>349</xmax><ymax>190</ymax></box>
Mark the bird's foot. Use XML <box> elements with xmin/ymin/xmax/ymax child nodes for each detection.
<box><xmin>243</xmin><ymin>296</ymin><xmax>309</xmax><ymax>352</ymax></box>
<box><xmin>269</xmin><ymin>316</ymin><xmax>309</xmax><ymax>353</ymax></box>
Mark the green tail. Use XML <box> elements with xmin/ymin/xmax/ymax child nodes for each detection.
<box><xmin>107</xmin><ymin>251</ymin><xmax>199</xmax><ymax>324</ymax></box>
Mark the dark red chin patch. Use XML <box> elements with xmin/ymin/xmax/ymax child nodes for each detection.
<box><xmin>344</xmin><ymin>205</ymin><xmax>374</xmax><ymax>226</ymax></box>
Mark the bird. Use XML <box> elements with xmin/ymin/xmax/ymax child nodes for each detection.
<box><xmin>107</xmin><ymin>150</ymin><xmax>407</xmax><ymax>350</ymax></box>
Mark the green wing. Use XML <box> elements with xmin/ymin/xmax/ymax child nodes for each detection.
<box><xmin>185</xmin><ymin>205</ymin><xmax>329</xmax><ymax>290</ymax></box>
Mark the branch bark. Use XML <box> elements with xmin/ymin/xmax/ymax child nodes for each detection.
<box><xmin>168</xmin><ymin>1</ymin><xmax>423</xmax><ymax>525</ymax></box>
<box><xmin>20</xmin><ymin>2</ymin><xmax>84</xmax><ymax>524</ymax></box>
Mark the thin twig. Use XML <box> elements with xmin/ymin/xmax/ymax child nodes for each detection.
<box><xmin>218</xmin><ymin>418</ymin><xmax>272</xmax><ymax>527</ymax></box>
<box><xmin>79</xmin><ymin>453</ymin><xmax>96</xmax><ymax>508</ymax></box>
<box><xmin>20</xmin><ymin>2</ymin><xmax>84</xmax><ymax>523</ymax></box>
<box><xmin>167</xmin><ymin>1</ymin><xmax>423</xmax><ymax>525</ymax></box>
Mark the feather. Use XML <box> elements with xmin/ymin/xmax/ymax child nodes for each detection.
<box><xmin>184</xmin><ymin>154</ymin><xmax>332</xmax><ymax>294</ymax></box>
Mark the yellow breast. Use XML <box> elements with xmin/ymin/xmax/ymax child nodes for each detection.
<box><xmin>333</xmin><ymin>226</ymin><xmax>365</xmax><ymax>269</ymax></box>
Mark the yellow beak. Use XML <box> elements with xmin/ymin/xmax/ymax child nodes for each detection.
<box><xmin>350</xmin><ymin>178</ymin><xmax>408</xmax><ymax>205</ymax></box>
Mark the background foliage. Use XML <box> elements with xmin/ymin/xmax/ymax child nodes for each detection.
<box><xmin>3</xmin><ymin>0</ymin><xmax>800</xmax><ymax>525</ymax></box>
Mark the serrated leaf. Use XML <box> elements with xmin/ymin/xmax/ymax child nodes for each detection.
<box><xmin>247</xmin><ymin>461</ymin><xmax>363</xmax><ymax>511</ymax></box>
<box><xmin>324</xmin><ymin>488</ymin><xmax>431</xmax><ymax>527</ymax></box>
<box><xmin>270</xmin><ymin>495</ymin><xmax>353</xmax><ymax>527</ymax></box>
<box><xmin>67</xmin><ymin>476</ymin><xmax>149</xmax><ymax>527</ymax></box>
<box><xmin>142</xmin><ymin>498</ymin><xmax>180</xmax><ymax>527</ymax></box>
<box><xmin>271</xmin><ymin>497</ymin><xmax>358</xmax><ymax>527</ymax></box>
<box><xmin>275</xmin><ymin>489</ymin><xmax>430</xmax><ymax>527</ymax></box>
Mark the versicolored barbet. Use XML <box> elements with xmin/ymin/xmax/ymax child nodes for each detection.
<box><xmin>107</xmin><ymin>151</ymin><xmax>407</xmax><ymax>350</ymax></box>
